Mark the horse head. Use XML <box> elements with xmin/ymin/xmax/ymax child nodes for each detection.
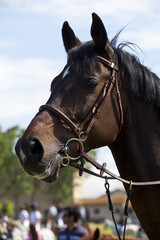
<box><xmin>15</xmin><ymin>13</ymin><xmax>121</xmax><ymax>182</ymax></box>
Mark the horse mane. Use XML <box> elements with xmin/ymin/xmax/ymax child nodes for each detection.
<box><xmin>112</xmin><ymin>35</ymin><xmax>160</xmax><ymax>109</ymax></box>
<box><xmin>68</xmin><ymin>32</ymin><xmax>160</xmax><ymax>110</ymax></box>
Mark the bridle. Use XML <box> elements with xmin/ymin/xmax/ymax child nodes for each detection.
<box><xmin>39</xmin><ymin>53</ymin><xmax>122</xmax><ymax>165</ymax></box>
<box><xmin>39</xmin><ymin>54</ymin><xmax>160</xmax><ymax>187</ymax></box>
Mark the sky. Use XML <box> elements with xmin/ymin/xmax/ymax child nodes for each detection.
<box><xmin>0</xmin><ymin>0</ymin><xmax>160</xmax><ymax>198</ymax></box>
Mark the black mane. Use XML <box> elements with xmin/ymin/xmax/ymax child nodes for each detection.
<box><xmin>113</xmin><ymin>41</ymin><xmax>160</xmax><ymax>109</ymax></box>
<box><xmin>68</xmin><ymin>36</ymin><xmax>160</xmax><ymax>109</ymax></box>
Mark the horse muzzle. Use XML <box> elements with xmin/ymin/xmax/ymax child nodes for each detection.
<box><xmin>15</xmin><ymin>136</ymin><xmax>61</xmax><ymax>182</ymax></box>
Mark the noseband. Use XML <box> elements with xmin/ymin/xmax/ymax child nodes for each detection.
<box><xmin>39</xmin><ymin>54</ymin><xmax>123</xmax><ymax>166</ymax></box>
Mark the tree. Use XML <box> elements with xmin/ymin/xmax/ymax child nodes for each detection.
<box><xmin>2</xmin><ymin>200</ymin><xmax>14</xmax><ymax>218</ymax></box>
<box><xmin>46</xmin><ymin>165</ymin><xmax>75</xmax><ymax>204</ymax></box>
<box><xmin>0</xmin><ymin>126</ymin><xmax>34</xmax><ymax>201</ymax></box>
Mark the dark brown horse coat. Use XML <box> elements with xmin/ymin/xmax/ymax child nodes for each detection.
<box><xmin>15</xmin><ymin>13</ymin><xmax>160</xmax><ymax>239</ymax></box>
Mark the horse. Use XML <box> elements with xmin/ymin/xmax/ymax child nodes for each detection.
<box><xmin>15</xmin><ymin>13</ymin><xmax>160</xmax><ymax>239</ymax></box>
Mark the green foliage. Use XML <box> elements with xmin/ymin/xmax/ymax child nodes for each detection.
<box><xmin>2</xmin><ymin>200</ymin><xmax>14</xmax><ymax>217</ymax></box>
<box><xmin>0</xmin><ymin>126</ymin><xmax>35</xmax><ymax>200</ymax></box>
<box><xmin>46</xmin><ymin>166</ymin><xmax>75</xmax><ymax>204</ymax></box>
<box><xmin>0</xmin><ymin>202</ymin><xmax>2</xmax><ymax>211</ymax></box>
<box><xmin>88</xmin><ymin>150</ymin><xmax>96</xmax><ymax>159</ymax></box>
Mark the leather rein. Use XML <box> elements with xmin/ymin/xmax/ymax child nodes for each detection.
<box><xmin>39</xmin><ymin>54</ymin><xmax>160</xmax><ymax>187</ymax></box>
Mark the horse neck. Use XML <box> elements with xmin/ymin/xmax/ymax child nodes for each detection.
<box><xmin>111</xmin><ymin>89</ymin><xmax>160</xmax><ymax>180</ymax></box>
<box><xmin>109</xmin><ymin>93</ymin><xmax>160</xmax><ymax>239</ymax></box>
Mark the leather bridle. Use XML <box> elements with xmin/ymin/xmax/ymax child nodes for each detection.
<box><xmin>39</xmin><ymin>54</ymin><xmax>160</xmax><ymax>187</ymax></box>
<box><xmin>39</xmin><ymin>54</ymin><xmax>122</xmax><ymax>163</ymax></box>
<box><xmin>40</xmin><ymin>55</ymin><xmax>121</xmax><ymax>137</ymax></box>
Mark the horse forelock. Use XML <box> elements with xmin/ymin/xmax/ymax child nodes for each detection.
<box><xmin>67</xmin><ymin>41</ymin><xmax>99</xmax><ymax>75</ymax></box>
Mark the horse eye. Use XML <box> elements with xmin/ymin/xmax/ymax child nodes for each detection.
<box><xmin>86</xmin><ymin>79</ymin><xmax>98</xmax><ymax>89</ymax></box>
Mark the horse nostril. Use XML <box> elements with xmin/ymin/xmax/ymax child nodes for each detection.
<box><xmin>28</xmin><ymin>138</ymin><xmax>44</xmax><ymax>161</ymax></box>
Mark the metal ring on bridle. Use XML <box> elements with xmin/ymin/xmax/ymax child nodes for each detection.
<box><xmin>61</xmin><ymin>132</ymin><xmax>87</xmax><ymax>167</ymax></box>
<box><xmin>79</xmin><ymin>131</ymin><xmax>87</xmax><ymax>142</ymax></box>
<box><xmin>61</xmin><ymin>157</ymin><xmax>70</xmax><ymax>167</ymax></box>
<box><xmin>64</xmin><ymin>137</ymin><xmax>84</xmax><ymax>160</ymax></box>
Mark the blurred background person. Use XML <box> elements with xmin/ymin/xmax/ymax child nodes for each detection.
<box><xmin>29</xmin><ymin>203</ymin><xmax>41</xmax><ymax>232</ymax></box>
<box><xmin>58</xmin><ymin>207</ymin><xmax>88</xmax><ymax>240</ymax></box>
<box><xmin>18</xmin><ymin>206</ymin><xmax>29</xmax><ymax>229</ymax></box>
<box><xmin>27</xmin><ymin>224</ymin><xmax>42</xmax><ymax>240</ymax></box>
<box><xmin>0</xmin><ymin>214</ymin><xmax>8</xmax><ymax>240</ymax></box>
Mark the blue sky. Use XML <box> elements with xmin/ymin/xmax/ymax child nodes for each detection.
<box><xmin>0</xmin><ymin>0</ymin><xmax>160</xmax><ymax>197</ymax></box>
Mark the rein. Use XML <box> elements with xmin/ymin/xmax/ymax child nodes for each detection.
<box><xmin>70</xmin><ymin>151</ymin><xmax>160</xmax><ymax>186</ymax></box>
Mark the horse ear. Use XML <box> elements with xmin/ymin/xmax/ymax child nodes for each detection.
<box><xmin>93</xmin><ymin>228</ymin><xmax>100</xmax><ymax>240</ymax></box>
<box><xmin>62</xmin><ymin>21</ymin><xmax>81</xmax><ymax>52</ymax></box>
<box><xmin>91</xmin><ymin>13</ymin><xmax>112</xmax><ymax>55</ymax></box>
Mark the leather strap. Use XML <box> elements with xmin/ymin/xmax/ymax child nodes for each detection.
<box><xmin>39</xmin><ymin>105</ymin><xmax>79</xmax><ymax>136</ymax></box>
<box><xmin>74</xmin><ymin>152</ymin><xmax>160</xmax><ymax>186</ymax></box>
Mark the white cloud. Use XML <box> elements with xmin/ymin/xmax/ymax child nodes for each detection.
<box><xmin>0</xmin><ymin>55</ymin><xmax>64</xmax><ymax>121</ymax></box>
<box><xmin>122</xmin><ymin>30</ymin><xmax>160</xmax><ymax>51</ymax></box>
<box><xmin>1</xmin><ymin>0</ymin><xmax>159</xmax><ymax>22</ymax></box>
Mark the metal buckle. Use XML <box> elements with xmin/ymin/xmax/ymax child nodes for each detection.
<box><xmin>111</xmin><ymin>62</ymin><xmax>115</xmax><ymax>68</ymax></box>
